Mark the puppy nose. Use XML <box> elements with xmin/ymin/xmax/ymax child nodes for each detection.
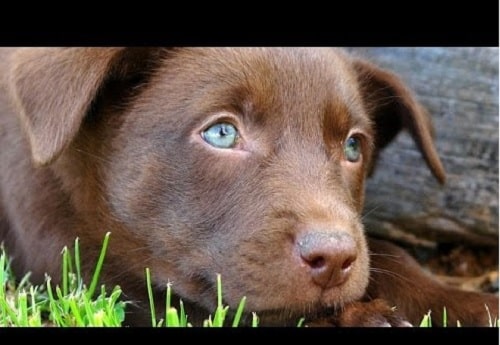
<box><xmin>296</xmin><ymin>231</ymin><xmax>357</xmax><ymax>289</ymax></box>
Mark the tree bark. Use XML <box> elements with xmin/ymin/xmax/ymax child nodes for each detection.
<box><xmin>347</xmin><ymin>48</ymin><xmax>498</xmax><ymax>246</ymax></box>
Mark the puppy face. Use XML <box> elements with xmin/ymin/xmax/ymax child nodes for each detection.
<box><xmin>5</xmin><ymin>47</ymin><xmax>445</xmax><ymax>324</ymax></box>
<box><xmin>104</xmin><ymin>48</ymin><xmax>371</xmax><ymax>318</ymax></box>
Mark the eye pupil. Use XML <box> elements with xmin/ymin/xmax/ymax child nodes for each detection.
<box><xmin>202</xmin><ymin>122</ymin><xmax>239</xmax><ymax>149</ymax></box>
<box><xmin>344</xmin><ymin>136</ymin><xmax>361</xmax><ymax>162</ymax></box>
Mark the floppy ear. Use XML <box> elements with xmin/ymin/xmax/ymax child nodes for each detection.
<box><xmin>7</xmin><ymin>47</ymin><xmax>159</xmax><ymax>166</ymax></box>
<box><xmin>352</xmin><ymin>59</ymin><xmax>446</xmax><ymax>184</ymax></box>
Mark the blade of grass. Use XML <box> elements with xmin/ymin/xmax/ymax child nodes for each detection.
<box><xmin>217</xmin><ymin>274</ymin><xmax>222</xmax><ymax>309</ymax></box>
<box><xmin>0</xmin><ymin>251</ymin><xmax>5</xmax><ymax>303</ymax></box>
<box><xmin>166</xmin><ymin>282</ymin><xmax>172</xmax><ymax>315</ymax></box>
<box><xmin>46</xmin><ymin>277</ymin><xmax>63</xmax><ymax>326</ymax></box>
<box><xmin>145</xmin><ymin>268</ymin><xmax>156</xmax><ymax>327</ymax></box>
<box><xmin>83</xmin><ymin>293</ymin><xmax>96</xmax><ymax>326</ymax></box>
<box><xmin>166</xmin><ymin>307</ymin><xmax>180</xmax><ymax>327</ymax></box>
<box><xmin>74</xmin><ymin>238</ymin><xmax>81</xmax><ymax>290</ymax></box>
<box><xmin>0</xmin><ymin>297</ymin><xmax>18</xmax><ymax>325</ymax></box>
<box><xmin>213</xmin><ymin>273</ymin><xmax>227</xmax><ymax>327</ymax></box>
<box><xmin>232</xmin><ymin>296</ymin><xmax>247</xmax><ymax>327</ymax></box>
<box><xmin>17</xmin><ymin>290</ymin><xmax>28</xmax><ymax>326</ymax></box>
<box><xmin>62</xmin><ymin>247</ymin><xmax>68</xmax><ymax>296</ymax></box>
<box><xmin>109</xmin><ymin>287</ymin><xmax>125</xmax><ymax>325</ymax></box>
<box><xmin>179</xmin><ymin>300</ymin><xmax>188</xmax><ymax>326</ymax></box>
<box><xmin>29</xmin><ymin>286</ymin><xmax>40</xmax><ymax>326</ymax></box>
<box><xmin>17</xmin><ymin>272</ymin><xmax>32</xmax><ymax>291</ymax></box>
<box><xmin>419</xmin><ymin>311</ymin><xmax>432</xmax><ymax>327</ymax></box>
<box><xmin>87</xmin><ymin>232</ymin><xmax>111</xmax><ymax>299</ymax></box>
<box><xmin>485</xmin><ymin>304</ymin><xmax>493</xmax><ymax>327</ymax></box>
<box><xmin>252</xmin><ymin>312</ymin><xmax>259</xmax><ymax>327</ymax></box>
<box><xmin>68</xmin><ymin>296</ymin><xmax>84</xmax><ymax>326</ymax></box>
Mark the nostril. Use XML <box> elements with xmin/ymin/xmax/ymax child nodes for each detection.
<box><xmin>308</xmin><ymin>256</ymin><xmax>325</xmax><ymax>269</ymax></box>
<box><xmin>341</xmin><ymin>256</ymin><xmax>356</xmax><ymax>270</ymax></box>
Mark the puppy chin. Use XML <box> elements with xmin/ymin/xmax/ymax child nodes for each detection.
<box><xmin>236</xmin><ymin>270</ymin><xmax>369</xmax><ymax>326</ymax></box>
<box><xmin>244</xmin><ymin>292</ymin><xmax>361</xmax><ymax>327</ymax></box>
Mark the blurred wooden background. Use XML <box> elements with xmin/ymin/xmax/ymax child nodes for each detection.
<box><xmin>347</xmin><ymin>48</ymin><xmax>498</xmax><ymax>247</ymax></box>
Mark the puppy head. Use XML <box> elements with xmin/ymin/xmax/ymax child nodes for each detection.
<box><xmin>8</xmin><ymin>48</ymin><xmax>445</xmax><ymax>324</ymax></box>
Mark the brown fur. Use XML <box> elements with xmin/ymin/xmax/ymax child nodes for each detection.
<box><xmin>0</xmin><ymin>48</ymin><xmax>496</xmax><ymax>326</ymax></box>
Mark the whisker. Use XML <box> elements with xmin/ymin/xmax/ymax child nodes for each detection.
<box><xmin>369</xmin><ymin>253</ymin><xmax>402</xmax><ymax>258</ymax></box>
<box><xmin>73</xmin><ymin>147</ymin><xmax>113</xmax><ymax>165</ymax></box>
<box><xmin>361</xmin><ymin>204</ymin><xmax>382</xmax><ymax>220</ymax></box>
<box><xmin>369</xmin><ymin>267</ymin><xmax>413</xmax><ymax>285</ymax></box>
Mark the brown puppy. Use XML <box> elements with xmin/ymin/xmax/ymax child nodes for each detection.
<box><xmin>0</xmin><ymin>48</ymin><xmax>496</xmax><ymax>326</ymax></box>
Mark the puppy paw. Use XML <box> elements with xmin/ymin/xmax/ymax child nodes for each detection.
<box><xmin>307</xmin><ymin>299</ymin><xmax>413</xmax><ymax>327</ymax></box>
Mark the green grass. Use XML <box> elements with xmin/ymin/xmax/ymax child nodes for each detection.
<box><xmin>0</xmin><ymin>233</ymin><xmax>258</xmax><ymax>328</ymax></box>
<box><xmin>145</xmin><ymin>269</ymin><xmax>259</xmax><ymax>327</ymax></box>
<box><xmin>0</xmin><ymin>234</ymin><xmax>497</xmax><ymax>327</ymax></box>
<box><xmin>420</xmin><ymin>306</ymin><xmax>498</xmax><ymax>327</ymax></box>
<box><xmin>0</xmin><ymin>233</ymin><xmax>126</xmax><ymax>326</ymax></box>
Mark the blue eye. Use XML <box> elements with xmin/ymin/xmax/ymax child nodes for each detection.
<box><xmin>202</xmin><ymin>122</ymin><xmax>239</xmax><ymax>149</ymax></box>
<box><xmin>344</xmin><ymin>136</ymin><xmax>361</xmax><ymax>162</ymax></box>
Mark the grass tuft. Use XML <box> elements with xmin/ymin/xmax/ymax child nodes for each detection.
<box><xmin>419</xmin><ymin>310</ymin><xmax>432</xmax><ymax>327</ymax></box>
<box><xmin>0</xmin><ymin>233</ymin><xmax>125</xmax><ymax>326</ymax></box>
<box><xmin>145</xmin><ymin>271</ymin><xmax>261</xmax><ymax>327</ymax></box>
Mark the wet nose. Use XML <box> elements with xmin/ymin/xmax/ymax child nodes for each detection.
<box><xmin>296</xmin><ymin>231</ymin><xmax>357</xmax><ymax>289</ymax></box>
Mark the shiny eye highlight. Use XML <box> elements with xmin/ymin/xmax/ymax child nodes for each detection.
<box><xmin>344</xmin><ymin>136</ymin><xmax>362</xmax><ymax>162</ymax></box>
<box><xmin>201</xmin><ymin>122</ymin><xmax>239</xmax><ymax>149</ymax></box>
